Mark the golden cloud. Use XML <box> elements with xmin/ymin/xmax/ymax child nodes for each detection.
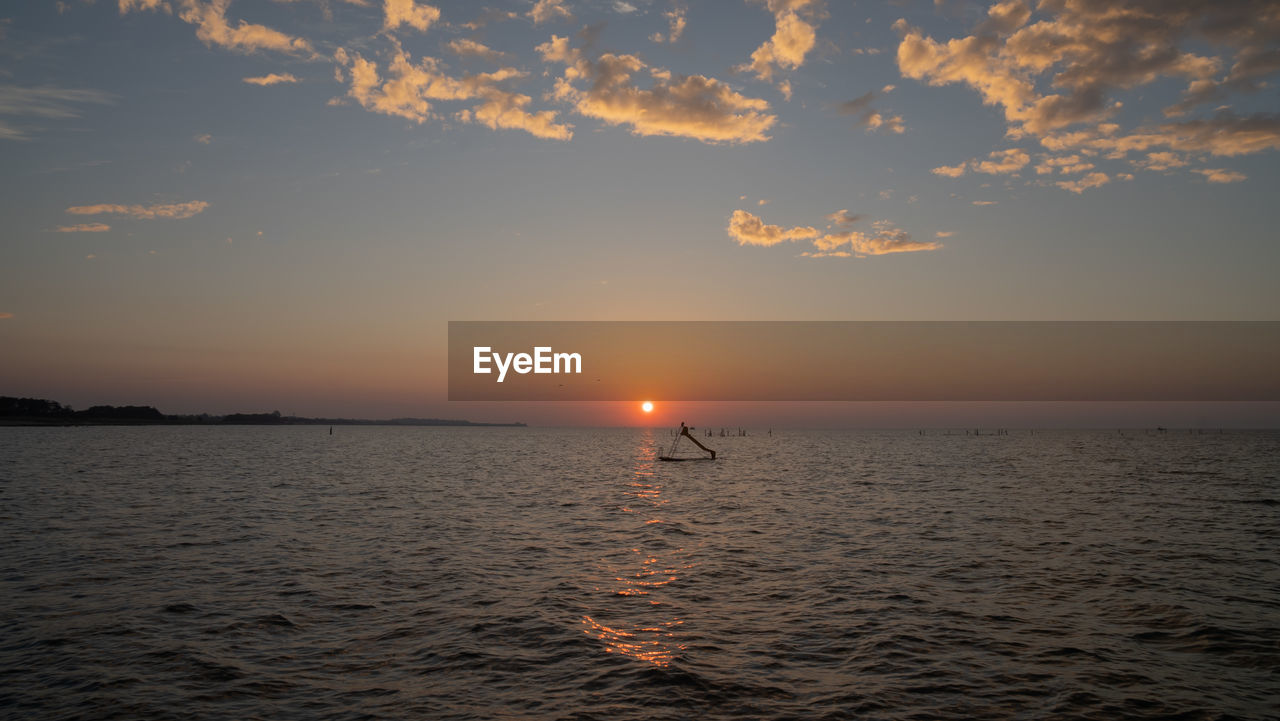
<box><xmin>896</xmin><ymin>0</ymin><xmax>1279</xmax><ymax>186</ymax></box>
<box><xmin>730</xmin><ymin>209</ymin><xmax>941</xmax><ymax>257</ymax></box>
<box><xmin>338</xmin><ymin>46</ymin><xmax>572</xmax><ymax>139</ymax></box>
<box><xmin>243</xmin><ymin>73</ymin><xmax>298</xmax><ymax>86</ymax></box>
<box><xmin>66</xmin><ymin>200</ymin><xmax>210</xmax><ymax>219</ymax></box>
<box><xmin>538</xmin><ymin>35</ymin><xmax>776</xmax><ymax>144</ymax></box>
<box><xmin>179</xmin><ymin>0</ymin><xmax>313</xmax><ymax>55</ymax></box>
<box><xmin>55</xmin><ymin>223</ymin><xmax>112</xmax><ymax>232</ymax></box>
<box><xmin>383</xmin><ymin>0</ymin><xmax>440</xmax><ymax>33</ymax></box>
<box><xmin>728</xmin><ymin>209</ymin><xmax>818</xmax><ymax>247</ymax></box>
<box><xmin>741</xmin><ymin>0</ymin><xmax>819</xmax><ymax>81</ymax></box>
<box><xmin>529</xmin><ymin>0</ymin><xmax>572</xmax><ymax>25</ymax></box>
<box><xmin>1194</xmin><ymin>168</ymin><xmax>1247</xmax><ymax>183</ymax></box>
<box><xmin>1056</xmin><ymin>172</ymin><xmax>1110</xmax><ymax>194</ymax></box>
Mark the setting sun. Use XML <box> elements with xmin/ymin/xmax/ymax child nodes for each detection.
<box><xmin>641</xmin><ymin>401</ymin><xmax>654</xmax><ymax>413</ymax></box>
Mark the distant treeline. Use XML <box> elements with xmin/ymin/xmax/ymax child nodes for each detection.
<box><xmin>0</xmin><ymin>396</ymin><xmax>525</xmax><ymax>427</ymax></box>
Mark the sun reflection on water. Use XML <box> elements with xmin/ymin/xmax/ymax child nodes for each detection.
<box><xmin>580</xmin><ymin>429</ymin><xmax>691</xmax><ymax>667</ymax></box>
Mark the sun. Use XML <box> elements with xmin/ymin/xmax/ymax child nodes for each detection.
<box><xmin>641</xmin><ymin>401</ymin><xmax>654</xmax><ymax>413</ymax></box>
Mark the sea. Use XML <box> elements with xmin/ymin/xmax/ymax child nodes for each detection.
<box><xmin>1</xmin><ymin>426</ymin><xmax>1277</xmax><ymax>720</ymax></box>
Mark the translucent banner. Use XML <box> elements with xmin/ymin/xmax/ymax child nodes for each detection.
<box><xmin>448</xmin><ymin>321</ymin><xmax>1280</xmax><ymax>401</ymax></box>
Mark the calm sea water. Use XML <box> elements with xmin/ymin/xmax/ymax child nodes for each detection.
<box><xmin>1</xmin><ymin>426</ymin><xmax>1277</xmax><ymax>720</ymax></box>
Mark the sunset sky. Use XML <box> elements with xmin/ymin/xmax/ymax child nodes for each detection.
<box><xmin>2</xmin><ymin>0</ymin><xmax>1278</xmax><ymax>425</ymax></box>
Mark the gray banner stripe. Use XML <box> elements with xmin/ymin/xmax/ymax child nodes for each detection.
<box><xmin>448</xmin><ymin>321</ymin><xmax>1280</xmax><ymax>401</ymax></box>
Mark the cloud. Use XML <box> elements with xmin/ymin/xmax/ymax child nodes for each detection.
<box><xmin>1056</xmin><ymin>171</ymin><xmax>1110</xmax><ymax>193</ymax></box>
<box><xmin>895</xmin><ymin>0</ymin><xmax>1280</xmax><ymax>173</ymax></box>
<box><xmin>0</xmin><ymin>84</ymin><xmax>114</xmax><ymax>141</ymax></box>
<box><xmin>808</xmin><ymin>221</ymin><xmax>943</xmax><ymax>257</ymax></box>
<box><xmin>613</xmin><ymin>1</ymin><xmax>637</xmax><ymax>13</ymax></box>
<box><xmin>973</xmin><ymin>147</ymin><xmax>1029</xmax><ymax>174</ymax></box>
<box><xmin>1135</xmin><ymin>151</ymin><xmax>1186</xmax><ymax>171</ymax></box>
<box><xmin>179</xmin><ymin>0</ymin><xmax>314</xmax><ymax>55</ymax></box>
<box><xmin>932</xmin><ymin>163</ymin><xmax>967</xmax><ymax>178</ymax></box>
<box><xmin>529</xmin><ymin>0</ymin><xmax>572</xmax><ymax>25</ymax></box>
<box><xmin>54</xmin><ymin>223</ymin><xmax>112</xmax><ymax>232</ymax></box>
<box><xmin>826</xmin><ymin>209</ymin><xmax>863</xmax><ymax>226</ymax></box>
<box><xmin>730</xmin><ymin>209</ymin><xmax>941</xmax><ymax>257</ymax></box>
<box><xmin>243</xmin><ymin>73</ymin><xmax>299</xmax><ymax>86</ymax></box>
<box><xmin>931</xmin><ymin>148</ymin><xmax>1030</xmax><ymax>177</ymax></box>
<box><xmin>446</xmin><ymin>39</ymin><xmax>505</xmax><ymax>63</ymax></box>
<box><xmin>66</xmin><ymin>200</ymin><xmax>210</xmax><ymax>219</ymax></box>
<box><xmin>1040</xmin><ymin>111</ymin><xmax>1280</xmax><ymax>160</ymax></box>
<box><xmin>1034</xmin><ymin>154</ymin><xmax>1093</xmax><ymax>175</ymax></box>
<box><xmin>538</xmin><ymin>35</ymin><xmax>776</xmax><ymax>144</ymax></box>
<box><xmin>1194</xmin><ymin>168</ymin><xmax>1247</xmax><ymax>183</ymax></box>
<box><xmin>119</xmin><ymin>0</ymin><xmax>169</xmax><ymax>12</ymax></box>
<box><xmin>0</xmin><ymin>312</ymin><xmax>12</xmax><ymax>319</ymax></box>
<box><xmin>972</xmin><ymin>200</ymin><xmax>998</xmax><ymax>206</ymax></box>
<box><xmin>338</xmin><ymin>46</ymin><xmax>572</xmax><ymax>139</ymax></box>
<box><xmin>727</xmin><ymin>209</ymin><xmax>818</xmax><ymax>246</ymax></box>
<box><xmin>383</xmin><ymin>0</ymin><xmax>440</xmax><ymax>33</ymax></box>
<box><xmin>651</xmin><ymin>7</ymin><xmax>687</xmax><ymax>44</ymax></box>
<box><xmin>935</xmin><ymin>230</ymin><xmax>954</xmax><ymax>238</ymax></box>
<box><xmin>193</xmin><ymin>132</ymin><xmax>213</xmax><ymax>143</ymax></box>
<box><xmin>461</xmin><ymin>8</ymin><xmax>518</xmax><ymax>30</ymax></box>
<box><xmin>838</xmin><ymin>89</ymin><xmax>906</xmax><ymax>134</ymax></box>
<box><xmin>741</xmin><ymin>0</ymin><xmax>820</xmax><ymax>81</ymax></box>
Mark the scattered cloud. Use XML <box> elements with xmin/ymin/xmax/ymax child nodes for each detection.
<box><xmin>1034</xmin><ymin>154</ymin><xmax>1093</xmax><ymax>175</ymax></box>
<box><xmin>838</xmin><ymin>89</ymin><xmax>905</xmax><ymax>134</ymax></box>
<box><xmin>119</xmin><ymin>0</ymin><xmax>169</xmax><ymax>13</ymax></box>
<box><xmin>826</xmin><ymin>209</ymin><xmax>864</xmax><ymax>226</ymax></box>
<box><xmin>1194</xmin><ymin>168</ymin><xmax>1247</xmax><ymax>183</ymax></box>
<box><xmin>972</xmin><ymin>200</ymin><xmax>998</xmax><ymax>206</ymax></box>
<box><xmin>243</xmin><ymin>73</ymin><xmax>299</xmax><ymax>86</ymax></box>
<box><xmin>741</xmin><ymin>0</ymin><xmax>820</xmax><ymax>82</ymax></box>
<box><xmin>730</xmin><ymin>209</ymin><xmax>941</xmax><ymax>257</ymax></box>
<box><xmin>461</xmin><ymin>8</ymin><xmax>518</xmax><ymax>30</ymax></box>
<box><xmin>382</xmin><ymin>0</ymin><xmax>440</xmax><ymax>33</ymax></box>
<box><xmin>54</xmin><ymin>223</ymin><xmax>112</xmax><ymax>232</ymax></box>
<box><xmin>895</xmin><ymin>0</ymin><xmax>1279</xmax><ymax>185</ymax></box>
<box><xmin>538</xmin><ymin>35</ymin><xmax>776</xmax><ymax>144</ymax></box>
<box><xmin>973</xmin><ymin>148</ymin><xmax>1029</xmax><ymax>174</ymax></box>
<box><xmin>613</xmin><ymin>1</ymin><xmax>638</xmax><ymax>14</ymax></box>
<box><xmin>1135</xmin><ymin>151</ymin><xmax>1186</xmax><ymax>171</ymax></box>
<box><xmin>66</xmin><ymin>200</ymin><xmax>210</xmax><ymax>219</ymax></box>
<box><xmin>178</xmin><ymin>0</ymin><xmax>314</xmax><ymax>55</ymax></box>
<box><xmin>650</xmin><ymin>7</ymin><xmax>687</xmax><ymax>44</ymax></box>
<box><xmin>529</xmin><ymin>0</ymin><xmax>572</xmax><ymax>25</ymax></box>
<box><xmin>1056</xmin><ymin>171</ymin><xmax>1110</xmax><ymax>194</ymax></box>
<box><xmin>727</xmin><ymin>209</ymin><xmax>818</xmax><ymax>246</ymax></box>
<box><xmin>1041</xmin><ymin>112</ymin><xmax>1280</xmax><ymax>160</ymax></box>
<box><xmin>0</xmin><ymin>84</ymin><xmax>114</xmax><ymax>141</ymax></box>
<box><xmin>935</xmin><ymin>230</ymin><xmax>954</xmax><ymax>238</ymax></box>
<box><xmin>932</xmin><ymin>163</ymin><xmax>966</xmax><ymax>178</ymax></box>
<box><xmin>446</xmin><ymin>38</ymin><xmax>505</xmax><ymax>63</ymax></box>
<box><xmin>337</xmin><ymin>45</ymin><xmax>572</xmax><ymax>139</ymax></box>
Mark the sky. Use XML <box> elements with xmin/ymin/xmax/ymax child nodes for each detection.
<box><xmin>1</xmin><ymin>0</ymin><xmax>1278</xmax><ymax>426</ymax></box>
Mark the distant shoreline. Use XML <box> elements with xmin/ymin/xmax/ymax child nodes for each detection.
<box><xmin>0</xmin><ymin>396</ymin><xmax>526</xmax><ymax>428</ymax></box>
<box><xmin>0</xmin><ymin>418</ymin><xmax>527</xmax><ymax>427</ymax></box>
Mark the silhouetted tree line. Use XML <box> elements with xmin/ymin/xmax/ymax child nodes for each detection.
<box><xmin>2</xmin><ymin>396</ymin><xmax>164</xmax><ymax>422</ymax></box>
<box><xmin>0</xmin><ymin>396</ymin><xmax>524</xmax><ymax>426</ymax></box>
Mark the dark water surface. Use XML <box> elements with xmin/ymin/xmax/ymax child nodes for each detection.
<box><xmin>2</xmin><ymin>427</ymin><xmax>1278</xmax><ymax>720</ymax></box>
